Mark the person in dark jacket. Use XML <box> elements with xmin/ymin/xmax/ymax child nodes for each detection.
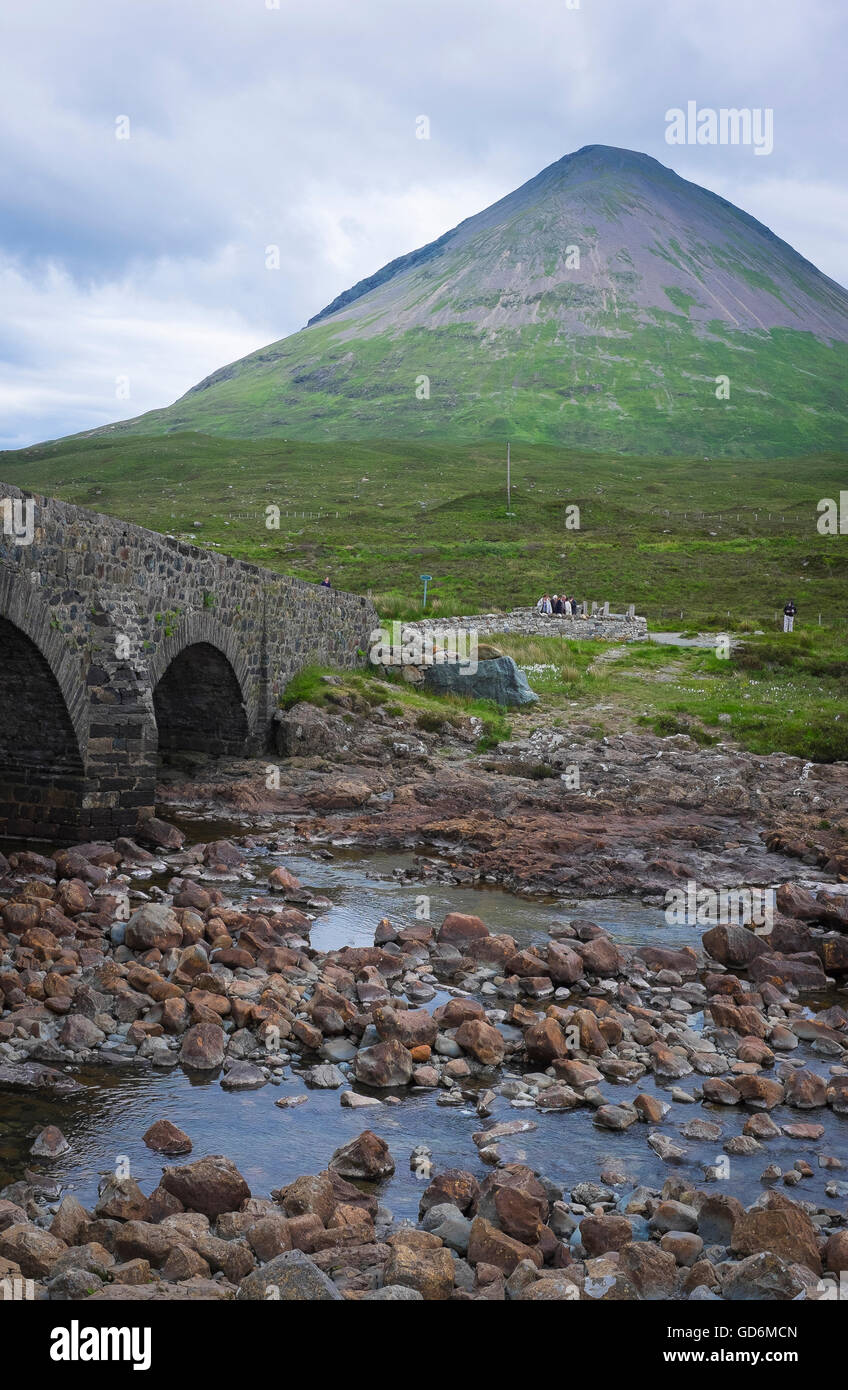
<box><xmin>783</xmin><ymin>599</ymin><xmax>796</xmax><ymax>633</ymax></box>
<box><xmin>320</xmin><ymin>575</ymin><xmax>331</xmax><ymax>588</ymax></box>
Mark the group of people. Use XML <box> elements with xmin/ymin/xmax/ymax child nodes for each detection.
<box><xmin>536</xmin><ymin>593</ymin><xmax>579</xmax><ymax>617</ymax></box>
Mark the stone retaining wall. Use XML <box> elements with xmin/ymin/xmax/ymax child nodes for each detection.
<box><xmin>402</xmin><ymin>606</ymin><xmax>648</xmax><ymax>642</ymax></box>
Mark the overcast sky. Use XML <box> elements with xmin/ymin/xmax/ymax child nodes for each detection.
<box><xmin>1</xmin><ymin>0</ymin><xmax>845</xmax><ymax>449</ymax></box>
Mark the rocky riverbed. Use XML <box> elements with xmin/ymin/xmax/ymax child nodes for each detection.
<box><xmin>158</xmin><ymin>686</ymin><xmax>848</xmax><ymax>898</ymax></box>
<box><xmin>0</xmin><ymin>694</ymin><xmax>846</xmax><ymax>1301</ymax></box>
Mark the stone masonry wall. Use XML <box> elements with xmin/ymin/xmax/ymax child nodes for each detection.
<box><xmin>0</xmin><ymin>482</ymin><xmax>376</xmax><ymax>841</ymax></box>
<box><xmin>404</xmin><ymin>606</ymin><xmax>648</xmax><ymax>643</ymax></box>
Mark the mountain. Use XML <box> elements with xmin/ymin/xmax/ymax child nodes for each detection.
<box><xmin>84</xmin><ymin>145</ymin><xmax>848</xmax><ymax>455</ymax></box>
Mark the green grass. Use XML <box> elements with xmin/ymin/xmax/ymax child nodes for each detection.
<box><xmin>280</xmin><ymin>663</ymin><xmax>513</xmax><ymax>750</ymax></box>
<box><xmin>2</xmin><ymin>433</ymin><xmax>846</xmax><ymax>632</ymax></box>
<box><xmin>279</xmin><ymin>629</ymin><xmax>846</xmax><ymax>762</ymax></box>
<box><xmin>502</xmin><ymin>629</ymin><xmax>848</xmax><ymax>762</ymax></box>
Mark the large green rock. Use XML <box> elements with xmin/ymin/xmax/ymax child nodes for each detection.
<box><xmin>423</xmin><ymin>655</ymin><xmax>538</xmax><ymax>707</ymax></box>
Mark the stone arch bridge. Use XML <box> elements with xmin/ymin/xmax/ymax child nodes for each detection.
<box><xmin>0</xmin><ymin>483</ymin><xmax>377</xmax><ymax>843</ymax></box>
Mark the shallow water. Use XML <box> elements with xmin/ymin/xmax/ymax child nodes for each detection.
<box><xmin>1</xmin><ymin>836</ymin><xmax>846</xmax><ymax>1224</ymax></box>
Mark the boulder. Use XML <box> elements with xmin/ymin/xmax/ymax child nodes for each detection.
<box><xmin>237</xmin><ymin>1249</ymin><xmax>343</xmax><ymax>1300</ymax></box>
<box><xmin>273</xmin><ymin>702</ymin><xmax>347</xmax><ymax>758</ymax></box>
<box><xmin>419</xmin><ymin>1169</ymin><xmax>480</xmax><ymax>1217</ymax></box>
<box><xmin>437</xmin><ymin>912</ymin><xmax>490</xmax><ymax>948</ymax></box>
<box><xmin>619</xmin><ymin>1241</ymin><xmax>678</xmax><ymax>1299</ymax></box>
<box><xmin>161</xmin><ymin>1156</ymin><xmax>251</xmax><ymax>1219</ymax></box>
<box><xmin>135</xmin><ymin>816</ymin><xmax>185</xmax><ymax>851</ymax></box>
<box><xmin>95</xmin><ymin>1176</ymin><xmax>150</xmax><ymax>1223</ymax></box>
<box><xmin>179</xmin><ymin>1023</ymin><xmax>225</xmax><ymax>1071</ymax></box>
<box><xmin>58</xmin><ymin>1015</ymin><xmax>105</xmax><ymax>1052</ymax></box>
<box><xmin>142</xmin><ymin>1120</ymin><xmax>192</xmax><ymax>1156</ymax></box>
<box><xmin>374</xmin><ymin>1005</ymin><xmax>437</xmax><ymax>1050</ymax></box>
<box><xmin>776</xmin><ymin>883</ymin><xmax>822</xmax><ymax>921</ymax></box>
<box><xmin>423</xmin><ymin>654</ymin><xmax>538</xmax><ymax>707</ymax></box>
<box><xmin>824</xmin><ymin>1230</ymin><xmax>848</xmax><ymax>1274</ymax></box>
<box><xmin>467</xmin><ymin>1216</ymin><xmax>543</xmax><ymax>1275</ymax></box>
<box><xmin>125</xmin><ymin>903</ymin><xmax>183</xmax><ymax>953</ymax></box>
<box><xmin>30</xmin><ymin>1125</ymin><xmax>70</xmax><ymax>1158</ymax></box>
<box><xmin>785</xmin><ymin>1068</ymin><xmax>828</xmax><ymax>1109</ymax></box>
<box><xmin>579</xmin><ymin>1214</ymin><xmax>633</xmax><ymax>1256</ymax></box>
<box><xmin>524</xmin><ymin>1017</ymin><xmax>569</xmax><ymax>1065</ymax></box>
<box><xmin>697</xmin><ymin>1193</ymin><xmax>745</xmax><ymax>1245</ymax></box>
<box><xmin>702</xmin><ymin>924</ymin><xmax>770</xmax><ymax>966</ymax></box>
<box><xmin>328</xmin><ymin>1131</ymin><xmax>395</xmax><ymax>1181</ymax></box>
<box><xmin>731</xmin><ymin>1200</ymin><xmax>821</xmax><ymax>1274</ymax></box>
<box><xmin>280</xmin><ymin>1175</ymin><xmax>335</xmax><ymax>1225</ymax></box>
<box><xmin>572</xmin><ymin>936</ymin><xmax>624</xmax><ymax>977</ymax></box>
<box><xmin>748</xmin><ymin>952</ymin><xmax>827</xmax><ymax>992</ymax></box>
<box><xmin>384</xmin><ymin>1239</ymin><xmax>455</xmax><ymax>1300</ymax></box>
<box><xmin>722</xmin><ymin>1251</ymin><xmax>808</xmax><ymax>1301</ymax></box>
<box><xmin>0</xmin><ymin>1225</ymin><xmax>68</xmax><ymax>1278</ymax></box>
<box><xmin>352</xmin><ymin>1038</ymin><xmax>414</xmax><ymax>1088</ymax></box>
<box><xmin>454</xmin><ymin>1019</ymin><xmax>505</xmax><ymax>1066</ymax></box>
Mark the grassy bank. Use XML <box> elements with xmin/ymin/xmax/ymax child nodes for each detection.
<box><xmin>282</xmin><ymin>662</ymin><xmax>512</xmax><ymax>752</ymax></box>
<box><xmin>284</xmin><ymin>627</ymin><xmax>847</xmax><ymax>763</ymax></box>
<box><xmin>1</xmin><ymin>433</ymin><xmax>846</xmax><ymax>631</ymax></box>
<box><xmin>494</xmin><ymin>628</ymin><xmax>848</xmax><ymax>762</ymax></box>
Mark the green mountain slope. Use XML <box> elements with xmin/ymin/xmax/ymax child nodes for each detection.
<box><xmin>74</xmin><ymin>146</ymin><xmax>848</xmax><ymax>455</ymax></box>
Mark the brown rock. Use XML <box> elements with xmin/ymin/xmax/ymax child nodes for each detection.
<box><xmin>702</xmin><ymin>923</ymin><xmax>769</xmax><ymax>966</ymax></box>
<box><xmin>328</xmin><ymin>1131</ymin><xmax>395</xmax><ymax>1181</ymax></box>
<box><xmin>384</xmin><ymin>1242</ymin><xmax>454</xmax><ymax>1300</ymax></box>
<box><xmin>94</xmin><ymin>1176</ymin><xmax>151</xmax><ymax>1223</ymax></box>
<box><xmin>143</xmin><ymin>1120</ymin><xmax>193</xmax><ymax>1155</ymax></box>
<box><xmin>432</xmin><ymin>998</ymin><xmax>485</xmax><ymax>1028</ymax></box>
<box><xmin>731</xmin><ymin>1199</ymin><xmax>821</xmax><ymax>1274</ymax></box>
<box><xmin>135</xmin><ymin>816</ymin><xmax>185</xmax><ymax>851</ymax></box>
<box><xmin>419</xmin><ymin>1169</ymin><xmax>480</xmax><ymax>1217</ymax></box>
<box><xmin>524</xmin><ymin>1016</ymin><xmax>569</xmax><ymax>1065</ymax></box>
<box><xmin>279</xmin><ymin>1175</ymin><xmax>335</xmax><ymax>1226</ymax></box>
<box><xmin>572</xmin><ymin>936</ymin><xmax>623</xmax><ymax>977</ymax></box>
<box><xmin>733</xmin><ymin>1075</ymin><xmax>785</xmax><ymax>1110</ymax></box>
<box><xmin>579</xmin><ymin>1214</ymin><xmax>633</xmax><ymax>1256</ymax></box>
<box><xmin>824</xmin><ymin>1230</ymin><xmax>848</xmax><ymax>1274</ymax></box>
<box><xmin>374</xmin><ymin>1005</ymin><xmax>437</xmax><ymax>1049</ymax></box>
<box><xmin>179</xmin><ymin>1022</ymin><xmax>225</xmax><ymax>1071</ymax></box>
<box><xmin>161</xmin><ymin>1155</ymin><xmax>251</xmax><ymax>1218</ymax></box>
<box><xmin>785</xmin><ymin>1067</ymin><xmax>828</xmax><ymax>1109</ymax></box>
<box><xmin>247</xmin><ymin>1214</ymin><xmax>292</xmax><ymax>1262</ymax></box>
<box><xmin>455</xmin><ymin>1018</ymin><xmax>505</xmax><ymax>1066</ymax></box>
<box><xmin>619</xmin><ymin>1240</ymin><xmax>678</xmax><ymax>1298</ymax></box>
<box><xmin>351</xmin><ymin>1038</ymin><xmax>413</xmax><ymax>1088</ymax></box>
<box><xmin>125</xmin><ymin>903</ymin><xmax>184</xmax><ymax>952</ymax></box>
<box><xmin>467</xmin><ymin>1216</ymin><xmax>543</xmax><ymax>1275</ymax></box>
<box><xmin>436</xmin><ymin>912</ymin><xmax>490</xmax><ymax>947</ymax></box>
<box><xmin>0</xmin><ymin>1225</ymin><xmax>67</xmax><ymax>1278</ymax></box>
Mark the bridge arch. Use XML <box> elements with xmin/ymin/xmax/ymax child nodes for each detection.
<box><xmin>0</xmin><ymin>572</ymin><xmax>89</xmax><ymax>838</ymax></box>
<box><xmin>149</xmin><ymin>614</ymin><xmax>258</xmax><ymax>761</ymax></box>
